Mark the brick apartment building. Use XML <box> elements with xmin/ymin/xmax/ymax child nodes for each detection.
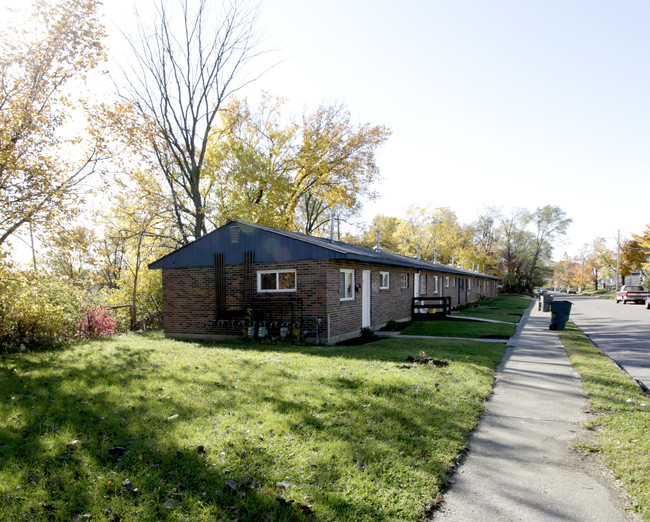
<box><xmin>149</xmin><ymin>220</ymin><xmax>500</xmax><ymax>344</ymax></box>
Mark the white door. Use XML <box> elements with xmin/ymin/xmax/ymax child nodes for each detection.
<box><xmin>362</xmin><ymin>270</ymin><xmax>371</xmax><ymax>328</ymax></box>
<box><xmin>414</xmin><ymin>272</ymin><xmax>421</xmax><ymax>314</ymax></box>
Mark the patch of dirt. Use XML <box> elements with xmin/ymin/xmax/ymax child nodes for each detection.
<box><xmin>406</xmin><ymin>353</ymin><xmax>449</xmax><ymax>366</ymax></box>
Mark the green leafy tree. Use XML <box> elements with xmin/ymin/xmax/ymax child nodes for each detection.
<box><xmin>473</xmin><ymin>207</ymin><xmax>503</xmax><ymax>274</ymax></box>
<box><xmin>395</xmin><ymin>206</ymin><xmax>475</xmax><ymax>265</ymax></box>
<box><xmin>498</xmin><ymin>206</ymin><xmax>571</xmax><ymax>292</ymax></box>
<box><xmin>632</xmin><ymin>226</ymin><xmax>650</xmax><ymax>282</ymax></box>
<box><xmin>0</xmin><ymin>0</ymin><xmax>106</xmax><ymax>251</ymax></box>
<box><xmin>553</xmin><ymin>255</ymin><xmax>579</xmax><ymax>290</ymax></box>
<box><xmin>582</xmin><ymin>238</ymin><xmax>616</xmax><ymax>289</ymax></box>
<box><xmin>356</xmin><ymin>215</ymin><xmax>403</xmax><ymax>252</ymax></box>
<box><xmin>102</xmin><ymin>190</ymin><xmax>171</xmax><ymax>329</ymax></box>
<box><xmin>203</xmin><ymin>95</ymin><xmax>390</xmax><ymax>234</ymax></box>
<box><xmin>524</xmin><ymin>205</ymin><xmax>572</xmax><ymax>288</ymax></box>
<box><xmin>620</xmin><ymin>237</ymin><xmax>647</xmax><ymax>283</ymax></box>
<box><xmin>41</xmin><ymin>226</ymin><xmax>99</xmax><ymax>289</ymax></box>
<box><xmin>498</xmin><ymin>208</ymin><xmax>536</xmax><ymax>291</ymax></box>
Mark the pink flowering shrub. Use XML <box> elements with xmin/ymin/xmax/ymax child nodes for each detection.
<box><xmin>76</xmin><ymin>306</ymin><xmax>118</xmax><ymax>339</ymax></box>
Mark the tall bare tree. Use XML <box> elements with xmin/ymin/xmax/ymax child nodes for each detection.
<box><xmin>121</xmin><ymin>0</ymin><xmax>263</xmax><ymax>244</ymax></box>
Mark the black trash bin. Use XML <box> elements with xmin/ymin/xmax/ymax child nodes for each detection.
<box><xmin>549</xmin><ymin>301</ymin><xmax>572</xmax><ymax>331</ymax></box>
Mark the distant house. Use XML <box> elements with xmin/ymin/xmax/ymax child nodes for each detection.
<box><xmin>624</xmin><ymin>271</ymin><xmax>643</xmax><ymax>287</ymax></box>
<box><xmin>149</xmin><ymin>220</ymin><xmax>500</xmax><ymax>344</ymax></box>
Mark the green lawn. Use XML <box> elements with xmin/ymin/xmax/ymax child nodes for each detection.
<box><xmin>401</xmin><ymin>320</ymin><xmax>516</xmax><ymax>339</ymax></box>
<box><xmin>558</xmin><ymin>323</ymin><xmax>650</xmax><ymax>520</ymax></box>
<box><xmin>453</xmin><ymin>294</ymin><xmax>531</xmax><ymax>322</ymax></box>
<box><xmin>400</xmin><ymin>294</ymin><xmax>531</xmax><ymax>339</ymax></box>
<box><xmin>1</xmin><ymin>333</ymin><xmax>507</xmax><ymax>521</ymax></box>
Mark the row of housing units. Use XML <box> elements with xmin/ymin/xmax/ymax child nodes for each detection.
<box><xmin>149</xmin><ymin>220</ymin><xmax>501</xmax><ymax>344</ymax></box>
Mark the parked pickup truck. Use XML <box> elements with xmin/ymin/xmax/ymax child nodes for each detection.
<box><xmin>615</xmin><ymin>285</ymin><xmax>648</xmax><ymax>304</ymax></box>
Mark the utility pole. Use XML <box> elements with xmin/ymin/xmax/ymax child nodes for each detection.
<box><xmin>616</xmin><ymin>229</ymin><xmax>620</xmax><ymax>290</ymax></box>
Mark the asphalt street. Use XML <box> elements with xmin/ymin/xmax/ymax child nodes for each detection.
<box><xmin>551</xmin><ymin>293</ymin><xmax>650</xmax><ymax>392</ymax></box>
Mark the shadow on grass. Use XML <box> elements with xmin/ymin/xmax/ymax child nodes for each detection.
<box><xmin>0</xmin><ymin>349</ymin><xmax>308</xmax><ymax>520</ymax></box>
<box><xmin>1</xmin><ymin>335</ymin><xmax>505</xmax><ymax>520</ymax></box>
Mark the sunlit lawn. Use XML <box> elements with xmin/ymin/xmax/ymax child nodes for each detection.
<box><xmin>558</xmin><ymin>323</ymin><xmax>650</xmax><ymax>520</ymax></box>
<box><xmin>400</xmin><ymin>295</ymin><xmax>530</xmax><ymax>339</ymax></box>
<box><xmin>1</xmin><ymin>333</ymin><xmax>507</xmax><ymax>521</ymax></box>
<box><xmin>452</xmin><ymin>294</ymin><xmax>531</xmax><ymax>322</ymax></box>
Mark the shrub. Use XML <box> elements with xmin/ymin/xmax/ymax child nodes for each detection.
<box><xmin>382</xmin><ymin>320</ymin><xmax>407</xmax><ymax>331</ymax></box>
<box><xmin>76</xmin><ymin>306</ymin><xmax>118</xmax><ymax>339</ymax></box>
<box><xmin>0</xmin><ymin>271</ymin><xmax>85</xmax><ymax>352</ymax></box>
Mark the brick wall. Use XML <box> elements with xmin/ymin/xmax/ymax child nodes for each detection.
<box><xmin>161</xmin><ymin>260</ymin><xmax>499</xmax><ymax>343</ymax></box>
<box><xmin>162</xmin><ymin>267</ymin><xmax>216</xmax><ymax>335</ymax></box>
<box><xmin>324</xmin><ymin>261</ymin><xmax>416</xmax><ymax>342</ymax></box>
<box><xmin>162</xmin><ymin>260</ymin><xmax>332</xmax><ymax>338</ymax></box>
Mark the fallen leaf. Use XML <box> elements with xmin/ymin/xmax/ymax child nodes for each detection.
<box><xmin>276</xmin><ymin>481</ymin><xmax>291</xmax><ymax>489</ymax></box>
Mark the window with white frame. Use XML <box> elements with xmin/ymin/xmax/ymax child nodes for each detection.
<box><xmin>445</xmin><ymin>276</ymin><xmax>450</xmax><ymax>288</ymax></box>
<box><xmin>340</xmin><ymin>269</ymin><xmax>355</xmax><ymax>300</ymax></box>
<box><xmin>257</xmin><ymin>269</ymin><xmax>296</xmax><ymax>293</ymax></box>
<box><xmin>380</xmin><ymin>271</ymin><xmax>390</xmax><ymax>289</ymax></box>
<box><xmin>434</xmin><ymin>275</ymin><xmax>439</xmax><ymax>294</ymax></box>
<box><xmin>400</xmin><ymin>273</ymin><xmax>409</xmax><ymax>289</ymax></box>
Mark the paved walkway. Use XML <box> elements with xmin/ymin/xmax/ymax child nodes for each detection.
<box><xmin>431</xmin><ymin>302</ymin><xmax>632</xmax><ymax>521</ymax></box>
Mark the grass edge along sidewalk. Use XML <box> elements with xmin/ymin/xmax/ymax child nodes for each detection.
<box><xmin>0</xmin><ymin>330</ymin><xmax>517</xmax><ymax>520</ymax></box>
<box><xmin>558</xmin><ymin>323</ymin><xmax>650</xmax><ymax>520</ymax></box>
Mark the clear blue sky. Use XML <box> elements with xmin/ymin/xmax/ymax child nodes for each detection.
<box><xmin>5</xmin><ymin>0</ymin><xmax>650</xmax><ymax>259</ymax></box>
<box><xmin>244</xmin><ymin>0</ymin><xmax>650</xmax><ymax>257</ymax></box>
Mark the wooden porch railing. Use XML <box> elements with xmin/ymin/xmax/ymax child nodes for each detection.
<box><xmin>411</xmin><ymin>296</ymin><xmax>452</xmax><ymax>320</ymax></box>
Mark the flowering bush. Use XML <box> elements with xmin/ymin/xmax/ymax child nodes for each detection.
<box><xmin>76</xmin><ymin>306</ymin><xmax>118</xmax><ymax>339</ymax></box>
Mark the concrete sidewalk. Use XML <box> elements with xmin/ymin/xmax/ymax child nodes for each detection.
<box><xmin>432</xmin><ymin>302</ymin><xmax>632</xmax><ymax>521</ymax></box>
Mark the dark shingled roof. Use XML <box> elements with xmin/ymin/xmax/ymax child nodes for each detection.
<box><xmin>149</xmin><ymin>220</ymin><xmax>500</xmax><ymax>280</ymax></box>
